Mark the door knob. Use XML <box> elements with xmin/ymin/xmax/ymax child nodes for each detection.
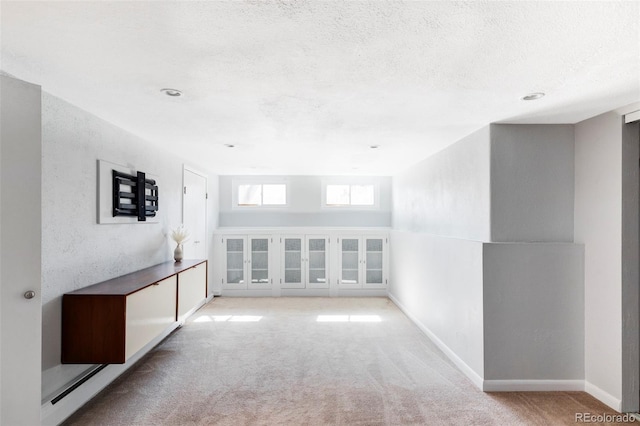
<box><xmin>24</xmin><ymin>290</ymin><xmax>36</xmax><ymax>299</ymax></box>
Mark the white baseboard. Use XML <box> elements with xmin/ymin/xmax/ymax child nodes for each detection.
<box><xmin>41</xmin><ymin>322</ymin><xmax>181</xmax><ymax>426</ymax></box>
<box><xmin>221</xmin><ymin>289</ymin><xmax>388</xmax><ymax>297</ymax></box>
<box><xmin>585</xmin><ymin>381</ymin><xmax>622</xmax><ymax>412</ymax></box>
<box><xmin>483</xmin><ymin>380</ymin><xmax>584</xmax><ymax>392</ymax></box>
<box><xmin>41</xmin><ymin>297</ymin><xmax>215</xmax><ymax>426</ymax></box>
<box><xmin>388</xmin><ymin>292</ymin><xmax>484</xmax><ymax>390</ymax></box>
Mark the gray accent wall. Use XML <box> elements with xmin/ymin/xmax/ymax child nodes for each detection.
<box><xmin>490</xmin><ymin>124</ymin><xmax>575</xmax><ymax>242</ymax></box>
<box><xmin>483</xmin><ymin>243</ymin><xmax>584</xmax><ymax>380</ymax></box>
<box><xmin>389</xmin><ymin>122</ymin><xmax>584</xmax><ymax>391</ymax></box>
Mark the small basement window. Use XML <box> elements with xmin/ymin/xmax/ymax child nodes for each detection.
<box><xmin>236</xmin><ymin>183</ymin><xmax>287</xmax><ymax>207</ymax></box>
<box><xmin>324</xmin><ymin>183</ymin><xmax>377</xmax><ymax>208</ymax></box>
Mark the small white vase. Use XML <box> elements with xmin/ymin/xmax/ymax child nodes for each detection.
<box><xmin>174</xmin><ymin>244</ymin><xmax>183</xmax><ymax>262</ymax></box>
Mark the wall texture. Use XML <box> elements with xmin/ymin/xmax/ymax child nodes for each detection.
<box><xmin>219</xmin><ymin>175</ymin><xmax>391</xmax><ymax>228</ymax></box>
<box><xmin>490</xmin><ymin>124</ymin><xmax>575</xmax><ymax>242</ymax></box>
<box><xmin>392</xmin><ymin>126</ymin><xmax>491</xmax><ymax>241</ymax></box>
<box><xmin>40</xmin><ymin>92</ymin><xmax>219</xmax><ymax>401</ymax></box>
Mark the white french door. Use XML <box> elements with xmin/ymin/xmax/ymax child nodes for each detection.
<box><xmin>223</xmin><ymin>236</ymin><xmax>272</xmax><ymax>290</ymax></box>
<box><xmin>281</xmin><ymin>235</ymin><xmax>329</xmax><ymax>289</ymax></box>
<box><xmin>338</xmin><ymin>236</ymin><xmax>387</xmax><ymax>289</ymax></box>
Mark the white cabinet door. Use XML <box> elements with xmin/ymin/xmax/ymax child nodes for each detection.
<box><xmin>281</xmin><ymin>235</ymin><xmax>330</xmax><ymax>289</ymax></box>
<box><xmin>248</xmin><ymin>236</ymin><xmax>272</xmax><ymax>289</ymax></box>
<box><xmin>178</xmin><ymin>262</ymin><xmax>207</xmax><ymax>321</ymax></box>
<box><xmin>125</xmin><ymin>276</ymin><xmax>177</xmax><ymax>360</ymax></box>
<box><xmin>338</xmin><ymin>236</ymin><xmax>387</xmax><ymax>289</ymax></box>
<box><xmin>281</xmin><ymin>236</ymin><xmax>304</xmax><ymax>289</ymax></box>
<box><xmin>223</xmin><ymin>236</ymin><xmax>247</xmax><ymax>289</ymax></box>
<box><xmin>338</xmin><ymin>236</ymin><xmax>362</xmax><ymax>288</ymax></box>
<box><xmin>363</xmin><ymin>237</ymin><xmax>387</xmax><ymax>289</ymax></box>
<box><xmin>306</xmin><ymin>236</ymin><xmax>329</xmax><ymax>289</ymax></box>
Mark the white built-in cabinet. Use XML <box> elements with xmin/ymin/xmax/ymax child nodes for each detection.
<box><xmin>338</xmin><ymin>236</ymin><xmax>387</xmax><ymax>289</ymax></box>
<box><xmin>217</xmin><ymin>230</ymin><xmax>388</xmax><ymax>296</ymax></box>
<box><xmin>223</xmin><ymin>235</ymin><xmax>273</xmax><ymax>290</ymax></box>
<box><xmin>281</xmin><ymin>235</ymin><xmax>330</xmax><ymax>289</ymax></box>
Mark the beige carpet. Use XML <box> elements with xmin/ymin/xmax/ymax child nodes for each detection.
<box><xmin>65</xmin><ymin>297</ymin><xmax>626</xmax><ymax>425</ymax></box>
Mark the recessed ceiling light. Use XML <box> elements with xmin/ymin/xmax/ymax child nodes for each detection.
<box><xmin>160</xmin><ymin>88</ymin><xmax>182</xmax><ymax>97</ymax></box>
<box><xmin>369</xmin><ymin>145</ymin><xmax>380</xmax><ymax>149</ymax></box>
<box><xmin>224</xmin><ymin>144</ymin><xmax>235</xmax><ymax>148</ymax></box>
<box><xmin>521</xmin><ymin>92</ymin><xmax>545</xmax><ymax>101</ymax></box>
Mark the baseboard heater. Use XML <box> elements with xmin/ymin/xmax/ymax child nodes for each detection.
<box><xmin>50</xmin><ymin>364</ymin><xmax>107</xmax><ymax>405</ymax></box>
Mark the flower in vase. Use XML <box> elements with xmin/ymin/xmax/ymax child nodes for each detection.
<box><xmin>171</xmin><ymin>224</ymin><xmax>190</xmax><ymax>245</ymax></box>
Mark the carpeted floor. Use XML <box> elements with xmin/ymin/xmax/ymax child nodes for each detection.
<box><xmin>65</xmin><ymin>297</ymin><xmax>628</xmax><ymax>425</ymax></box>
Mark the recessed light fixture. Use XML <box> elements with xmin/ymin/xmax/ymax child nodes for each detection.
<box><xmin>160</xmin><ymin>88</ymin><xmax>182</xmax><ymax>97</ymax></box>
<box><xmin>224</xmin><ymin>144</ymin><xmax>235</xmax><ymax>148</ymax></box>
<box><xmin>369</xmin><ymin>145</ymin><xmax>380</xmax><ymax>149</ymax></box>
<box><xmin>521</xmin><ymin>92</ymin><xmax>545</xmax><ymax>101</ymax></box>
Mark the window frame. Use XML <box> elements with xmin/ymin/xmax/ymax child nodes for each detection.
<box><xmin>232</xmin><ymin>178</ymin><xmax>289</xmax><ymax>210</ymax></box>
<box><xmin>321</xmin><ymin>179</ymin><xmax>380</xmax><ymax>210</ymax></box>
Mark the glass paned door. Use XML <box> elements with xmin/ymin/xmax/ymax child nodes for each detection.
<box><xmin>307</xmin><ymin>237</ymin><xmax>329</xmax><ymax>289</ymax></box>
<box><xmin>282</xmin><ymin>237</ymin><xmax>303</xmax><ymax>289</ymax></box>
<box><xmin>365</xmin><ymin>238</ymin><xmax>384</xmax><ymax>285</ymax></box>
<box><xmin>340</xmin><ymin>238</ymin><xmax>360</xmax><ymax>286</ymax></box>
<box><xmin>225</xmin><ymin>237</ymin><xmax>246</xmax><ymax>287</ymax></box>
<box><xmin>249</xmin><ymin>237</ymin><xmax>270</xmax><ymax>287</ymax></box>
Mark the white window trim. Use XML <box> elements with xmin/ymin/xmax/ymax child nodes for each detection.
<box><xmin>232</xmin><ymin>178</ymin><xmax>289</xmax><ymax>210</ymax></box>
<box><xmin>321</xmin><ymin>179</ymin><xmax>380</xmax><ymax>210</ymax></box>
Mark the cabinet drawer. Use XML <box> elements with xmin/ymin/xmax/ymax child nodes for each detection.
<box><xmin>178</xmin><ymin>263</ymin><xmax>207</xmax><ymax>320</ymax></box>
<box><xmin>125</xmin><ymin>275</ymin><xmax>177</xmax><ymax>360</ymax></box>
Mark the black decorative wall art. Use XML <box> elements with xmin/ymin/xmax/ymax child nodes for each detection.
<box><xmin>112</xmin><ymin>170</ymin><xmax>158</xmax><ymax>221</ymax></box>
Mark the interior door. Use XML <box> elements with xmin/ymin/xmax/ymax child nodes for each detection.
<box><xmin>1</xmin><ymin>75</ymin><xmax>42</xmax><ymax>425</ymax></box>
<box><xmin>183</xmin><ymin>168</ymin><xmax>207</xmax><ymax>260</ymax></box>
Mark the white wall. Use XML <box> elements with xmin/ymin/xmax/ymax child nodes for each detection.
<box><xmin>389</xmin><ymin>126</ymin><xmax>491</xmax><ymax>383</ymax></box>
<box><xmin>490</xmin><ymin>124</ymin><xmax>575</xmax><ymax>242</ymax></box>
<box><xmin>0</xmin><ymin>75</ymin><xmax>43</xmax><ymax>426</ymax></box>
<box><xmin>219</xmin><ymin>175</ymin><xmax>391</xmax><ymax>228</ymax></box>
<box><xmin>483</xmin><ymin>243</ymin><xmax>583</xmax><ymax>381</ymax></box>
<box><xmin>575</xmin><ymin>111</ymin><xmax>639</xmax><ymax>411</ymax></box>
<box><xmin>40</xmin><ymin>92</ymin><xmax>219</xmax><ymax>402</ymax></box>
<box><xmin>389</xmin><ymin>231</ymin><xmax>485</xmax><ymax>384</ymax></box>
<box><xmin>392</xmin><ymin>126</ymin><xmax>491</xmax><ymax>241</ymax></box>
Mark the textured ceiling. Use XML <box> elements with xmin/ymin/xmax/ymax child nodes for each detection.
<box><xmin>1</xmin><ymin>1</ymin><xmax>639</xmax><ymax>175</ymax></box>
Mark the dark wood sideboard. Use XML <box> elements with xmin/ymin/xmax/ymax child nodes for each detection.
<box><xmin>62</xmin><ymin>259</ymin><xmax>207</xmax><ymax>364</ymax></box>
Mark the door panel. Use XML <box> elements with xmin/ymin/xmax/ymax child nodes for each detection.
<box><xmin>225</xmin><ymin>237</ymin><xmax>246</xmax><ymax>288</ymax></box>
<box><xmin>282</xmin><ymin>236</ymin><xmax>304</xmax><ymax>289</ymax></box>
<box><xmin>1</xmin><ymin>75</ymin><xmax>42</xmax><ymax>425</ymax></box>
<box><xmin>307</xmin><ymin>236</ymin><xmax>329</xmax><ymax>289</ymax></box>
<box><xmin>248</xmin><ymin>237</ymin><xmax>271</xmax><ymax>289</ymax></box>
<box><xmin>339</xmin><ymin>237</ymin><xmax>361</xmax><ymax>287</ymax></box>
<box><xmin>183</xmin><ymin>169</ymin><xmax>207</xmax><ymax>260</ymax></box>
